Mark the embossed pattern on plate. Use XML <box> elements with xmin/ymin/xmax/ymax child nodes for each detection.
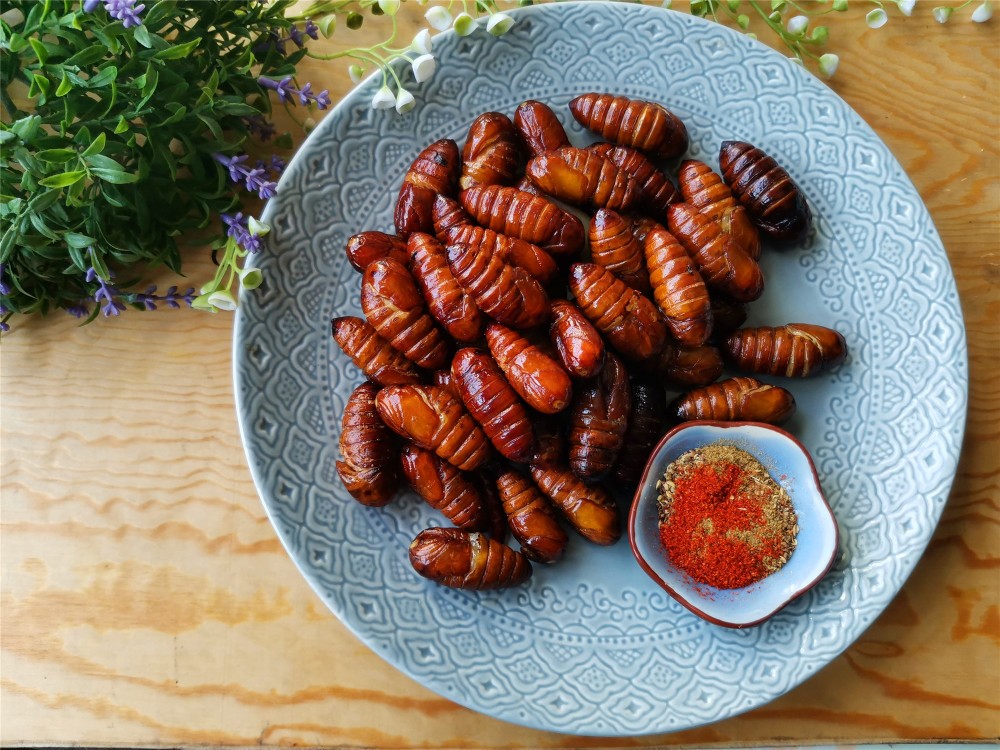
<box><xmin>234</xmin><ymin>2</ymin><xmax>967</xmax><ymax>736</ymax></box>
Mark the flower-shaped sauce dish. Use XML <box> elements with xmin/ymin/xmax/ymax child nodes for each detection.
<box><xmin>628</xmin><ymin>421</ymin><xmax>839</xmax><ymax>629</ymax></box>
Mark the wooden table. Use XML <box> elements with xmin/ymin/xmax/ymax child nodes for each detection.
<box><xmin>2</xmin><ymin>3</ymin><xmax>998</xmax><ymax>746</ymax></box>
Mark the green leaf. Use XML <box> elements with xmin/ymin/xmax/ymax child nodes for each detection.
<box><xmin>159</xmin><ymin>103</ymin><xmax>187</xmax><ymax>126</ymax></box>
<box><xmin>143</xmin><ymin>0</ymin><xmax>179</xmax><ymax>29</ymax></box>
<box><xmin>88</xmin><ymin>65</ymin><xmax>118</xmax><ymax>88</ymax></box>
<box><xmin>29</xmin><ymin>212</ymin><xmax>62</xmax><ymax>241</ymax></box>
<box><xmin>136</xmin><ymin>64</ymin><xmax>158</xmax><ymax>108</ymax></box>
<box><xmin>36</xmin><ymin>148</ymin><xmax>78</xmax><ymax>163</ymax></box>
<box><xmin>56</xmin><ymin>71</ymin><xmax>73</xmax><ymax>96</ymax></box>
<box><xmin>28</xmin><ymin>73</ymin><xmax>51</xmax><ymax>99</ymax></box>
<box><xmin>133</xmin><ymin>24</ymin><xmax>152</xmax><ymax>48</ymax></box>
<box><xmin>0</xmin><ymin>131</ymin><xmax>17</xmax><ymax>145</ymax></box>
<box><xmin>65</xmin><ymin>45</ymin><xmax>109</xmax><ymax>67</ymax></box>
<box><xmin>8</xmin><ymin>33</ymin><xmax>29</xmax><ymax>53</ymax></box>
<box><xmin>67</xmin><ymin>243</ymin><xmax>89</xmax><ymax>272</ymax></box>
<box><xmin>81</xmin><ymin>132</ymin><xmax>107</xmax><ymax>158</ymax></box>
<box><xmin>153</xmin><ymin>38</ymin><xmax>200</xmax><ymax>60</ymax></box>
<box><xmin>65</xmin><ymin>232</ymin><xmax>99</xmax><ymax>248</ymax></box>
<box><xmin>74</xmin><ymin>126</ymin><xmax>92</xmax><ymax>146</ymax></box>
<box><xmin>84</xmin><ymin>153</ymin><xmax>123</xmax><ymax>171</ymax></box>
<box><xmin>91</xmin><ymin>168</ymin><xmax>140</xmax><ymax>184</ymax></box>
<box><xmin>39</xmin><ymin>170</ymin><xmax>86</xmax><ymax>187</ymax></box>
<box><xmin>27</xmin><ymin>191</ymin><xmax>61</xmax><ymax>214</ymax></box>
<box><xmin>29</xmin><ymin>38</ymin><xmax>49</xmax><ymax>65</ymax></box>
<box><xmin>114</xmin><ymin>116</ymin><xmax>130</xmax><ymax>134</ymax></box>
<box><xmin>10</xmin><ymin>116</ymin><xmax>40</xmax><ymax>143</ymax></box>
<box><xmin>318</xmin><ymin>14</ymin><xmax>337</xmax><ymax>37</ymax></box>
<box><xmin>215</xmin><ymin>101</ymin><xmax>258</xmax><ymax>117</ymax></box>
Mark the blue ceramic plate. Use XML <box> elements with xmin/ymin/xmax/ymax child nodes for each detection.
<box><xmin>234</xmin><ymin>2</ymin><xmax>967</xmax><ymax>736</ymax></box>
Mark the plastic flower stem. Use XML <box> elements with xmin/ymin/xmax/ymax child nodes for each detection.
<box><xmin>282</xmin><ymin>100</ymin><xmax>307</xmax><ymax>128</ymax></box>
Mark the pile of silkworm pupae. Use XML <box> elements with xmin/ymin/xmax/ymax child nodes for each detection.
<box><xmin>331</xmin><ymin>93</ymin><xmax>847</xmax><ymax>591</ymax></box>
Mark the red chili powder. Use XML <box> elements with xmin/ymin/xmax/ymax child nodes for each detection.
<box><xmin>657</xmin><ymin>446</ymin><xmax>797</xmax><ymax>590</ymax></box>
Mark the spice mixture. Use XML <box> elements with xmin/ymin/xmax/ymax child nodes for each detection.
<box><xmin>657</xmin><ymin>444</ymin><xmax>798</xmax><ymax>590</ymax></box>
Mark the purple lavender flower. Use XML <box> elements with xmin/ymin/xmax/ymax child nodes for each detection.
<box><xmin>86</xmin><ymin>267</ymin><xmax>126</xmax><ymax>317</ymax></box>
<box><xmin>0</xmin><ymin>304</ymin><xmax>9</xmax><ymax>333</ymax></box>
<box><xmin>270</xmin><ymin>155</ymin><xmax>287</xmax><ymax>173</ymax></box>
<box><xmin>258</xmin><ymin>76</ymin><xmax>330</xmax><ymax>110</ymax></box>
<box><xmin>104</xmin><ymin>0</ymin><xmax>145</xmax><ymax>28</ymax></box>
<box><xmin>288</xmin><ymin>25</ymin><xmax>305</xmax><ymax>48</ymax></box>
<box><xmin>213</xmin><ymin>153</ymin><xmax>278</xmax><ymax>200</ymax></box>
<box><xmin>67</xmin><ymin>304</ymin><xmax>90</xmax><ymax>319</ymax></box>
<box><xmin>0</xmin><ymin>263</ymin><xmax>10</xmax><ymax>296</ymax></box>
<box><xmin>82</xmin><ymin>0</ymin><xmax>101</xmax><ymax>12</ymax></box>
<box><xmin>304</xmin><ymin>19</ymin><xmax>319</xmax><ymax>39</ymax></box>
<box><xmin>221</xmin><ymin>213</ymin><xmax>263</xmax><ymax>253</ymax></box>
<box><xmin>135</xmin><ymin>285</ymin><xmax>196</xmax><ymax>310</ymax></box>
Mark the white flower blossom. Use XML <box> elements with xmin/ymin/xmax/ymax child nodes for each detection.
<box><xmin>818</xmin><ymin>53</ymin><xmax>839</xmax><ymax>78</ymax></box>
<box><xmin>897</xmin><ymin>0</ymin><xmax>916</xmax><ymax>17</ymax></box>
<box><xmin>786</xmin><ymin>15</ymin><xmax>808</xmax><ymax>35</ymax></box>
<box><xmin>378</xmin><ymin>0</ymin><xmax>400</xmax><ymax>15</ymax></box>
<box><xmin>933</xmin><ymin>6</ymin><xmax>953</xmax><ymax>23</ymax></box>
<box><xmin>303</xmin><ymin>117</ymin><xmax>317</xmax><ymax>133</ymax></box>
<box><xmin>971</xmin><ymin>1</ymin><xmax>992</xmax><ymax>22</ymax></box>
<box><xmin>395</xmin><ymin>88</ymin><xmax>416</xmax><ymax>114</ymax></box>
<box><xmin>412</xmin><ymin>53</ymin><xmax>436</xmax><ymax>83</ymax></box>
<box><xmin>207</xmin><ymin>290</ymin><xmax>238</xmax><ymax>311</ymax></box>
<box><xmin>866</xmin><ymin>8</ymin><xmax>888</xmax><ymax>28</ymax></box>
<box><xmin>371</xmin><ymin>85</ymin><xmax>395</xmax><ymax>110</ymax></box>
<box><xmin>247</xmin><ymin>217</ymin><xmax>270</xmax><ymax>237</ymax></box>
<box><xmin>348</xmin><ymin>64</ymin><xmax>364</xmax><ymax>84</ymax></box>
<box><xmin>453</xmin><ymin>12</ymin><xmax>478</xmax><ymax>36</ymax></box>
<box><xmin>660</xmin><ymin>0</ymin><xmax>672</xmax><ymax>7</ymax></box>
<box><xmin>487</xmin><ymin>12</ymin><xmax>515</xmax><ymax>35</ymax></box>
<box><xmin>425</xmin><ymin>6</ymin><xmax>452</xmax><ymax>30</ymax></box>
<box><xmin>411</xmin><ymin>28</ymin><xmax>433</xmax><ymax>55</ymax></box>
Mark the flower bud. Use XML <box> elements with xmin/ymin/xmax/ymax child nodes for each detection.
<box><xmin>786</xmin><ymin>14</ymin><xmax>808</xmax><ymax>34</ymax></box>
<box><xmin>346</xmin><ymin>12</ymin><xmax>363</xmax><ymax>29</ymax></box>
<box><xmin>378</xmin><ymin>0</ymin><xmax>400</xmax><ymax>15</ymax></box>
<box><xmin>191</xmin><ymin>294</ymin><xmax>217</xmax><ymax>312</ymax></box>
<box><xmin>818</xmin><ymin>52</ymin><xmax>839</xmax><ymax>79</ymax></box>
<box><xmin>304</xmin><ymin>117</ymin><xmax>317</xmax><ymax>133</ymax></box>
<box><xmin>865</xmin><ymin>8</ymin><xmax>888</xmax><ymax>28</ymax></box>
<box><xmin>349</xmin><ymin>64</ymin><xmax>364</xmax><ymax>84</ymax></box>
<box><xmin>371</xmin><ymin>85</ymin><xmax>395</xmax><ymax>110</ymax></box>
<box><xmin>318</xmin><ymin>14</ymin><xmax>336</xmax><ymax>36</ymax></box>
<box><xmin>737</xmin><ymin>14</ymin><xmax>750</xmax><ymax>29</ymax></box>
<box><xmin>897</xmin><ymin>0</ymin><xmax>915</xmax><ymax>16</ymax></box>
<box><xmin>411</xmin><ymin>28</ymin><xmax>433</xmax><ymax>54</ymax></box>
<box><xmin>411</xmin><ymin>53</ymin><xmax>436</xmax><ymax>83</ymax></box>
<box><xmin>660</xmin><ymin>0</ymin><xmax>671</xmax><ymax>7</ymax></box>
<box><xmin>395</xmin><ymin>88</ymin><xmax>416</xmax><ymax>114</ymax></box>
<box><xmin>832</xmin><ymin>0</ymin><xmax>847</xmax><ymax>10</ymax></box>
<box><xmin>425</xmin><ymin>6</ymin><xmax>452</xmax><ymax>30</ymax></box>
<box><xmin>971</xmin><ymin>1</ymin><xmax>992</xmax><ymax>22</ymax></box>
<box><xmin>487</xmin><ymin>12</ymin><xmax>515</xmax><ymax>35</ymax></box>
<box><xmin>811</xmin><ymin>25</ymin><xmax>829</xmax><ymax>43</ymax></box>
<box><xmin>933</xmin><ymin>5</ymin><xmax>952</xmax><ymax>23</ymax></box>
<box><xmin>453</xmin><ymin>12</ymin><xmax>478</xmax><ymax>35</ymax></box>
<box><xmin>239</xmin><ymin>268</ymin><xmax>264</xmax><ymax>291</ymax></box>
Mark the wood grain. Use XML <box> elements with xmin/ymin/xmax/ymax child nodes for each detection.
<box><xmin>2</xmin><ymin>3</ymin><xmax>998</xmax><ymax>747</ymax></box>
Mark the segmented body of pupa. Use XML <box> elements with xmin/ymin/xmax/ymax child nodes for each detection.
<box><xmin>345</xmin><ymin>231</ymin><xmax>409</xmax><ymax>273</ymax></box>
<box><xmin>589</xmin><ymin>208</ymin><xmax>652</xmax><ymax>295</ymax></box>
<box><xmin>460</xmin><ymin>185</ymin><xmax>584</xmax><ymax>259</ymax></box>
<box><xmin>407</xmin><ymin>232</ymin><xmax>484</xmax><ymax>343</ymax></box>
<box><xmin>375</xmin><ymin>385</ymin><xmax>492</xmax><ymax>470</ymax></box>
<box><xmin>485</xmin><ymin>323</ymin><xmax>573</xmax><ymax>415</ymax></box>
<box><xmin>718</xmin><ymin>140</ymin><xmax>812</xmax><ymax>243</ymax></box>
<box><xmin>667</xmin><ymin>203</ymin><xmax>764</xmax><ymax>303</ymax></box>
<box><xmin>530</xmin><ymin>464</ymin><xmax>620</xmax><ymax>545</ymax></box>
<box><xmin>336</xmin><ymin>382</ymin><xmax>400</xmax><ymax>507</ymax></box>
<box><xmin>724</xmin><ymin>324</ymin><xmax>847</xmax><ymax>377</ymax></box>
<box><xmin>400</xmin><ymin>444</ymin><xmax>489</xmax><ymax>530</ymax></box>
<box><xmin>611</xmin><ymin>381</ymin><xmax>669</xmax><ymax>488</ymax></box>
<box><xmin>548</xmin><ymin>299</ymin><xmax>605</xmax><ymax>379</ymax></box>
<box><xmin>640</xmin><ymin>342</ymin><xmax>723</xmax><ymax>388</ymax></box>
<box><xmin>496</xmin><ymin>470</ymin><xmax>568</xmax><ymax>564</ymax></box>
<box><xmin>568</xmin><ymin>263</ymin><xmax>667</xmax><ymax>362</ymax></box>
<box><xmin>671</xmin><ymin>376</ymin><xmax>796</xmax><ymax>424</ymax></box>
<box><xmin>569</xmin><ymin>93</ymin><xmax>688</xmax><ymax>158</ymax></box>
<box><xmin>442</xmin><ymin>221</ymin><xmax>559</xmax><ymax>284</ymax></box>
<box><xmin>361</xmin><ymin>257</ymin><xmax>450</xmax><ymax>369</ymax></box>
<box><xmin>590</xmin><ymin>142</ymin><xmax>680</xmax><ymax>219</ymax></box>
<box><xmin>460</xmin><ymin>112</ymin><xmax>522</xmax><ymax>190</ymax></box>
<box><xmin>451</xmin><ymin>348</ymin><xmax>536</xmax><ymax>463</ymax></box>
<box><xmin>409</xmin><ymin>528</ymin><xmax>532</xmax><ymax>589</ymax></box>
<box><xmin>331</xmin><ymin>316</ymin><xmax>423</xmax><ymax>386</ymax></box>
<box><xmin>678</xmin><ymin>159</ymin><xmax>760</xmax><ymax>260</ymax></box>
<box><xmin>514</xmin><ymin>100</ymin><xmax>571</xmax><ymax>156</ymax></box>
<box><xmin>446</xmin><ymin>237</ymin><xmax>550</xmax><ymax>330</ymax></box>
<box><xmin>642</xmin><ymin>227</ymin><xmax>712</xmax><ymax>346</ymax></box>
<box><xmin>395</xmin><ymin>139</ymin><xmax>461</xmax><ymax>238</ymax></box>
<box><xmin>568</xmin><ymin>352</ymin><xmax>632</xmax><ymax>481</ymax></box>
<box><xmin>526</xmin><ymin>147</ymin><xmax>641</xmax><ymax>212</ymax></box>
